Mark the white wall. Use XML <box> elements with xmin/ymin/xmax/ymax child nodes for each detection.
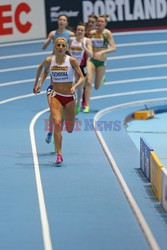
<box><xmin>0</xmin><ymin>0</ymin><xmax>46</xmax><ymax>43</ymax></box>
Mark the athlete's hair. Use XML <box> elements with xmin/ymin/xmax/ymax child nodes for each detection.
<box><xmin>98</xmin><ymin>15</ymin><xmax>109</xmax><ymax>23</ymax></box>
<box><xmin>88</xmin><ymin>15</ymin><xmax>97</xmax><ymax>20</ymax></box>
<box><xmin>54</xmin><ymin>37</ymin><xmax>68</xmax><ymax>47</ymax></box>
<box><xmin>57</xmin><ymin>14</ymin><xmax>69</xmax><ymax>23</ymax></box>
<box><xmin>77</xmin><ymin>22</ymin><xmax>86</xmax><ymax>28</ymax></box>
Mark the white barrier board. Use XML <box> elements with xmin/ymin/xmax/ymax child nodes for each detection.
<box><xmin>162</xmin><ymin>168</ymin><xmax>167</xmax><ymax>211</ymax></box>
<box><xmin>0</xmin><ymin>0</ymin><xmax>46</xmax><ymax>42</ymax></box>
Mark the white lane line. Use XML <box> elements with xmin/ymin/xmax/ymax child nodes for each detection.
<box><xmin>1</xmin><ymin>76</ymin><xmax>167</xmax><ymax>88</ymax></box>
<box><xmin>28</xmin><ymin>97</ymin><xmax>166</xmax><ymax>250</ymax></box>
<box><xmin>108</xmin><ymin>52</ymin><xmax>167</xmax><ymax>60</ymax></box>
<box><xmin>0</xmin><ymin>77</ymin><xmax>50</xmax><ymax>87</ymax></box>
<box><xmin>93</xmin><ymin>97</ymin><xmax>167</xmax><ymax>250</ymax></box>
<box><xmin>0</xmin><ymin>51</ymin><xmax>51</xmax><ymax>60</ymax></box>
<box><xmin>1</xmin><ymin>51</ymin><xmax>167</xmax><ymax>61</ymax></box>
<box><xmin>1</xmin><ymin>40</ymin><xmax>167</xmax><ymax>61</ymax></box>
<box><xmin>0</xmin><ymin>78</ymin><xmax>36</xmax><ymax>87</ymax></box>
<box><xmin>0</xmin><ymin>91</ymin><xmax>45</xmax><ymax>104</ymax></box>
<box><xmin>30</xmin><ymin>108</ymin><xmax>52</xmax><ymax>250</ymax></box>
<box><xmin>114</xmin><ymin>29</ymin><xmax>167</xmax><ymax>36</ymax></box>
<box><xmin>116</xmin><ymin>40</ymin><xmax>167</xmax><ymax>47</ymax></box>
<box><xmin>1</xmin><ymin>89</ymin><xmax>167</xmax><ymax>249</ymax></box>
<box><xmin>91</xmin><ymin>88</ymin><xmax>167</xmax><ymax>100</ymax></box>
<box><xmin>0</xmin><ymin>65</ymin><xmax>37</xmax><ymax>73</ymax></box>
<box><xmin>106</xmin><ymin>64</ymin><xmax>167</xmax><ymax>73</ymax></box>
<box><xmin>0</xmin><ymin>39</ymin><xmax>45</xmax><ymax>47</ymax></box>
<box><xmin>30</xmin><ymin>97</ymin><xmax>167</xmax><ymax>250</ymax></box>
<box><xmin>0</xmin><ymin>29</ymin><xmax>166</xmax><ymax>48</ymax></box>
<box><xmin>1</xmin><ymin>88</ymin><xmax>167</xmax><ymax>105</ymax></box>
<box><xmin>105</xmin><ymin>76</ymin><xmax>167</xmax><ymax>85</ymax></box>
<box><xmin>1</xmin><ymin>63</ymin><xmax>167</xmax><ymax>74</ymax></box>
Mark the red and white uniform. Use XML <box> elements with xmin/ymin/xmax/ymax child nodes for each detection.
<box><xmin>50</xmin><ymin>55</ymin><xmax>74</xmax><ymax>83</ymax></box>
<box><xmin>50</xmin><ymin>55</ymin><xmax>75</xmax><ymax>106</ymax></box>
<box><xmin>70</xmin><ymin>37</ymin><xmax>87</xmax><ymax>66</ymax></box>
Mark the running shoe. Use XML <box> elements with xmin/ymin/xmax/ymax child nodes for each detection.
<box><xmin>55</xmin><ymin>154</ymin><xmax>63</xmax><ymax>164</ymax></box>
<box><xmin>45</xmin><ymin>132</ymin><xmax>52</xmax><ymax>143</ymax></box>
<box><xmin>83</xmin><ymin>106</ymin><xmax>90</xmax><ymax>113</ymax></box>
<box><xmin>75</xmin><ymin>105</ymin><xmax>81</xmax><ymax>115</ymax></box>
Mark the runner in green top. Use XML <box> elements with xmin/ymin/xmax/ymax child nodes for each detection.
<box><xmin>84</xmin><ymin>15</ymin><xmax>116</xmax><ymax>113</ymax></box>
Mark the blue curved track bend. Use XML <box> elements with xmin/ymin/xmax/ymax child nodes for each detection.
<box><xmin>0</xmin><ymin>30</ymin><xmax>167</xmax><ymax>250</ymax></box>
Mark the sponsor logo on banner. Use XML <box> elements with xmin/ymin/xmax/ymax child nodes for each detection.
<box><xmin>140</xmin><ymin>137</ymin><xmax>153</xmax><ymax>181</ymax></box>
<box><xmin>82</xmin><ymin>0</ymin><xmax>167</xmax><ymax>23</ymax></box>
<box><xmin>45</xmin><ymin>0</ymin><xmax>167</xmax><ymax>33</ymax></box>
<box><xmin>0</xmin><ymin>3</ymin><xmax>32</xmax><ymax>35</ymax></box>
<box><xmin>50</xmin><ymin>6</ymin><xmax>79</xmax><ymax>22</ymax></box>
<box><xmin>0</xmin><ymin>0</ymin><xmax>46</xmax><ymax>43</ymax></box>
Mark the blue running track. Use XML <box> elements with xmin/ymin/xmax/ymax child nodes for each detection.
<box><xmin>0</xmin><ymin>30</ymin><xmax>167</xmax><ymax>250</ymax></box>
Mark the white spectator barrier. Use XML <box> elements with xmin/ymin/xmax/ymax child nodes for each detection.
<box><xmin>0</xmin><ymin>0</ymin><xmax>46</xmax><ymax>43</ymax></box>
<box><xmin>161</xmin><ymin>168</ymin><xmax>167</xmax><ymax>212</ymax></box>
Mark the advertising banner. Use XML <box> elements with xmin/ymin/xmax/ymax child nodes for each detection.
<box><xmin>162</xmin><ymin>168</ymin><xmax>167</xmax><ymax>211</ymax></box>
<box><xmin>44</xmin><ymin>0</ymin><xmax>167</xmax><ymax>34</ymax></box>
<box><xmin>0</xmin><ymin>0</ymin><xmax>46</xmax><ymax>43</ymax></box>
<box><xmin>150</xmin><ymin>151</ymin><xmax>163</xmax><ymax>201</ymax></box>
<box><xmin>140</xmin><ymin>137</ymin><xmax>154</xmax><ymax>181</ymax></box>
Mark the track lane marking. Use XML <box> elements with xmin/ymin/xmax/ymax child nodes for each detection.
<box><xmin>30</xmin><ymin>108</ymin><xmax>52</xmax><ymax>250</ymax></box>
<box><xmin>1</xmin><ymin>63</ymin><xmax>167</xmax><ymax>74</ymax></box>
<box><xmin>1</xmin><ymin>88</ymin><xmax>167</xmax><ymax>104</ymax></box>
<box><xmin>93</xmin><ymin>98</ymin><xmax>167</xmax><ymax>250</ymax></box>
<box><xmin>2</xmin><ymin>90</ymin><xmax>167</xmax><ymax>249</ymax></box>
<box><xmin>1</xmin><ymin>76</ymin><xmax>167</xmax><ymax>88</ymax></box>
